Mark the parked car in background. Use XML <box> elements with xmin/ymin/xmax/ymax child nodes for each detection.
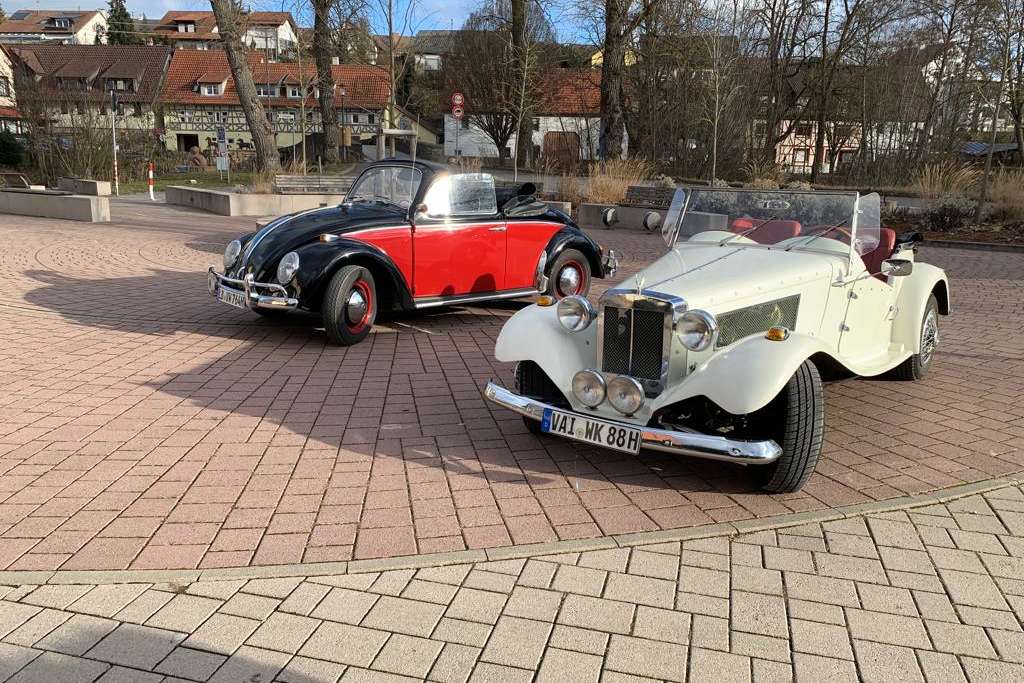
<box><xmin>207</xmin><ymin>159</ymin><xmax>618</xmax><ymax>345</ymax></box>
<box><xmin>486</xmin><ymin>188</ymin><xmax>950</xmax><ymax>492</ymax></box>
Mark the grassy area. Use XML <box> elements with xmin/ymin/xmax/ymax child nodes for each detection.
<box><xmin>117</xmin><ymin>170</ymin><xmax>259</xmax><ymax>195</ymax></box>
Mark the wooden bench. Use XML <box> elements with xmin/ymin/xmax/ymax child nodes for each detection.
<box><xmin>0</xmin><ymin>172</ymin><xmax>32</xmax><ymax>189</ymax></box>
<box><xmin>273</xmin><ymin>175</ymin><xmax>354</xmax><ymax>195</ymax></box>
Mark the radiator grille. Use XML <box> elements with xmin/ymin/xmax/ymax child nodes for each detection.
<box><xmin>717</xmin><ymin>295</ymin><xmax>800</xmax><ymax>347</ymax></box>
<box><xmin>601</xmin><ymin>306</ymin><xmax>667</xmax><ymax>382</ymax></box>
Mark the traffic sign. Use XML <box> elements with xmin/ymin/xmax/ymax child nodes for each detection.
<box><xmin>452</xmin><ymin>106</ymin><xmax>464</xmax><ymax>120</ymax></box>
<box><xmin>451</xmin><ymin>92</ymin><xmax>464</xmax><ymax>106</ymax></box>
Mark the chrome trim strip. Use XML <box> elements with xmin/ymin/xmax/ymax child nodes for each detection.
<box><xmin>413</xmin><ymin>288</ymin><xmax>540</xmax><ymax>309</ymax></box>
<box><xmin>484</xmin><ymin>382</ymin><xmax>782</xmax><ymax>464</ymax></box>
<box><xmin>208</xmin><ymin>267</ymin><xmax>298</xmax><ymax>311</ymax></box>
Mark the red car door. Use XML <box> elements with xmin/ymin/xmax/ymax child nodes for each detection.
<box><xmin>503</xmin><ymin>220</ymin><xmax>564</xmax><ymax>290</ymax></box>
<box><xmin>412</xmin><ymin>174</ymin><xmax>508</xmax><ymax>298</ymax></box>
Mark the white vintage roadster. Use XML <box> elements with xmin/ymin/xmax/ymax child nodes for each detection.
<box><xmin>484</xmin><ymin>188</ymin><xmax>949</xmax><ymax>492</ymax></box>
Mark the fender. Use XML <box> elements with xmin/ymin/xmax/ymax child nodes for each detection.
<box><xmin>544</xmin><ymin>227</ymin><xmax>606</xmax><ymax>278</ymax></box>
<box><xmin>892</xmin><ymin>262</ymin><xmax>950</xmax><ymax>353</ymax></box>
<box><xmin>495</xmin><ymin>303</ymin><xmax>597</xmax><ymax>400</ymax></box>
<box><xmin>293</xmin><ymin>238</ymin><xmax>414</xmax><ymax>312</ymax></box>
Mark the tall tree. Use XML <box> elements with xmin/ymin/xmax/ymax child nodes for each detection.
<box><xmin>209</xmin><ymin>0</ymin><xmax>281</xmax><ymax>173</ymax></box>
<box><xmin>313</xmin><ymin>0</ymin><xmax>342</xmax><ymax>163</ymax></box>
<box><xmin>106</xmin><ymin>0</ymin><xmax>141</xmax><ymax>45</ymax></box>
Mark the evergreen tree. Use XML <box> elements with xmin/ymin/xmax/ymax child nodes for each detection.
<box><xmin>106</xmin><ymin>0</ymin><xmax>141</xmax><ymax>45</ymax></box>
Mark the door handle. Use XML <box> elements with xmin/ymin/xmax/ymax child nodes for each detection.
<box><xmin>488</xmin><ymin>226</ymin><xmax>507</xmax><ymax>232</ymax></box>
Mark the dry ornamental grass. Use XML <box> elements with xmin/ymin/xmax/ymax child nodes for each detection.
<box><xmin>583</xmin><ymin>158</ymin><xmax>654</xmax><ymax>204</ymax></box>
<box><xmin>910</xmin><ymin>161</ymin><xmax>981</xmax><ymax>200</ymax></box>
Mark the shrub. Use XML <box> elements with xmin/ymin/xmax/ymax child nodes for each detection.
<box><xmin>742</xmin><ymin>157</ymin><xmax>785</xmax><ymax>185</ymax></box>
<box><xmin>583</xmin><ymin>157</ymin><xmax>653</xmax><ymax>205</ymax></box>
<box><xmin>711</xmin><ymin>178</ymin><xmax>730</xmax><ymax>188</ymax></box>
<box><xmin>987</xmin><ymin>169</ymin><xmax>1024</xmax><ymax>220</ymax></box>
<box><xmin>0</xmin><ymin>130</ymin><xmax>23</xmax><ymax>167</ymax></box>
<box><xmin>784</xmin><ymin>180</ymin><xmax>812</xmax><ymax>191</ymax></box>
<box><xmin>748</xmin><ymin>177</ymin><xmax>781</xmax><ymax>190</ymax></box>
<box><xmin>922</xmin><ymin>196</ymin><xmax>977</xmax><ymax>232</ymax></box>
<box><xmin>910</xmin><ymin>161</ymin><xmax>980</xmax><ymax>200</ymax></box>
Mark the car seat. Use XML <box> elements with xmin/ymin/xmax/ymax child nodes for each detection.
<box><xmin>729</xmin><ymin>218</ymin><xmax>802</xmax><ymax>244</ymax></box>
<box><xmin>861</xmin><ymin>227</ymin><xmax>897</xmax><ymax>280</ymax></box>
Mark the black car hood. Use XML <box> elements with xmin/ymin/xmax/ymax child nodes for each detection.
<box><xmin>236</xmin><ymin>202</ymin><xmax>408</xmax><ymax>279</ymax></box>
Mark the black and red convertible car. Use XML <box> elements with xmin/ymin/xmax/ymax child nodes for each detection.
<box><xmin>207</xmin><ymin>159</ymin><xmax>618</xmax><ymax>345</ymax></box>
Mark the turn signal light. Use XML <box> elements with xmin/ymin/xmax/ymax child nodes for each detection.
<box><xmin>535</xmin><ymin>295</ymin><xmax>556</xmax><ymax>307</ymax></box>
<box><xmin>765</xmin><ymin>326</ymin><xmax>790</xmax><ymax>341</ymax></box>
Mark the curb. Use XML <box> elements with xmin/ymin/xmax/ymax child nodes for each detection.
<box><xmin>2</xmin><ymin>476</ymin><xmax>1019</xmax><ymax>588</ymax></box>
<box><xmin>924</xmin><ymin>239</ymin><xmax>1024</xmax><ymax>253</ymax></box>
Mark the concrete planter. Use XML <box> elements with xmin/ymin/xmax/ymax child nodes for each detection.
<box><xmin>57</xmin><ymin>177</ymin><xmax>112</xmax><ymax>196</ymax></box>
<box><xmin>0</xmin><ymin>189</ymin><xmax>109</xmax><ymax>222</ymax></box>
<box><xmin>578</xmin><ymin>203</ymin><xmax>665</xmax><ymax>232</ymax></box>
<box><xmin>166</xmin><ymin>186</ymin><xmax>345</xmax><ymax>217</ymax></box>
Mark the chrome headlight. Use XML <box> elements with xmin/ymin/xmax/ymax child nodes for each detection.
<box><xmin>677</xmin><ymin>309</ymin><xmax>717</xmax><ymax>351</ymax></box>
<box><xmin>557</xmin><ymin>295</ymin><xmax>596</xmax><ymax>332</ymax></box>
<box><xmin>223</xmin><ymin>239</ymin><xmax>242</xmax><ymax>270</ymax></box>
<box><xmin>572</xmin><ymin>369</ymin><xmax>606</xmax><ymax>408</ymax></box>
<box><xmin>607</xmin><ymin>375</ymin><xmax>644</xmax><ymax>415</ymax></box>
<box><xmin>277</xmin><ymin>252</ymin><xmax>300</xmax><ymax>284</ymax></box>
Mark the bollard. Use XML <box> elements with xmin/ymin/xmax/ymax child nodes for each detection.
<box><xmin>148</xmin><ymin>161</ymin><xmax>155</xmax><ymax>201</ymax></box>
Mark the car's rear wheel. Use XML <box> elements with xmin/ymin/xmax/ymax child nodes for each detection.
<box><xmin>889</xmin><ymin>295</ymin><xmax>938</xmax><ymax>381</ymax></box>
<box><xmin>323</xmin><ymin>265</ymin><xmax>376</xmax><ymax>345</ymax></box>
<box><xmin>547</xmin><ymin>249</ymin><xmax>591</xmax><ymax>299</ymax></box>
<box><xmin>751</xmin><ymin>360</ymin><xmax>824</xmax><ymax>493</ymax></box>
<box><xmin>514</xmin><ymin>361</ymin><xmax>565</xmax><ymax>435</ymax></box>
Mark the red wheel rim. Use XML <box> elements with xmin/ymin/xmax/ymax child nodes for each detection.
<box><xmin>556</xmin><ymin>261</ymin><xmax>587</xmax><ymax>297</ymax></box>
<box><xmin>345</xmin><ymin>279</ymin><xmax>373</xmax><ymax>333</ymax></box>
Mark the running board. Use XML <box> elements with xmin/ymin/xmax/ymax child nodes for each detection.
<box><xmin>413</xmin><ymin>288</ymin><xmax>540</xmax><ymax>309</ymax></box>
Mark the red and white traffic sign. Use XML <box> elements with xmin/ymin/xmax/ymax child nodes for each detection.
<box><xmin>451</xmin><ymin>92</ymin><xmax>464</xmax><ymax>106</ymax></box>
<box><xmin>452</xmin><ymin>106</ymin><xmax>464</xmax><ymax>120</ymax></box>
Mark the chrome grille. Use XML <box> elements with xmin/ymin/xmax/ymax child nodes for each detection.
<box><xmin>600</xmin><ymin>306</ymin><xmax>669</xmax><ymax>384</ymax></box>
<box><xmin>717</xmin><ymin>295</ymin><xmax>800</xmax><ymax>347</ymax></box>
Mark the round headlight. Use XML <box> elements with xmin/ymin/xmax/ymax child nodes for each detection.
<box><xmin>223</xmin><ymin>239</ymin><xmax>242</xmax><ymax>270</ymax></box>
<box><xmin>677</xmin><ymin>310</ymin><xmax>717</xmax><ymax>351</ymax></box>
<box><xmin>277</xmin><ymin>252</ymin><xmax>300</xmax><ymax>284</ymax></box>
<box><xmin>572</xmin><ymin>369</ymin><xmax>606</xmax><ymax>408</ymax></box>
<box><xmin>607</xmin><ymin>376</ymin><xmax>644</xmax><ymax>415</ymax></box>
<box><xmin>557</xmin><ymin>295</ymin><xmax>596</xmax><ymax>332</ymax></box>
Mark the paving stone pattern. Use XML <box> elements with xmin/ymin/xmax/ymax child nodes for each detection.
<box><xmin>3</xmin><ymin>486</ymin><xmax>1024</xmax><ymax>681</ymax></box>
<box><xmin>0</xmin><ymin>200</ymin><xmax>1022</xmax><ymax>571</ymax></box>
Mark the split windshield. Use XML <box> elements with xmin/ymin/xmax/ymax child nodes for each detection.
<box><xmin>347</xmin><ymin>166</ymin><xmax>423</xmax><ymax>210</ymax></box>
<box><xmin>663</xmin><ymin>188</ymin><xmax>881</xmax><ymax>256</ymax></box>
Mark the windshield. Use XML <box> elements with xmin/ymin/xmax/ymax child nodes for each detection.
<box><xmin>347</xmin><ymin>165</ymin><xmax>423</xmax><ymax>209</ymax></box>
<box><xmin>665</xmin><ymin>188</ymin><xmax>880</xmax><ymax>257</ymax></box>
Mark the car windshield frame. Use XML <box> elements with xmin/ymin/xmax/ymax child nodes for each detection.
<box><xmin>346</xmin><ymin>164</ymin><xmax>424</xmax><ymax>211</ymax></box>
<box><xmin>663</xmin><ymin>187</ymin><xmax>879</xmax><ymax>268</ymax></box>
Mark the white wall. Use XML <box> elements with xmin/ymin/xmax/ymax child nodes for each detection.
<box><xmin>443</xmin><ymin>114</ymin><xmax>602</xmax><ymax>160</ymax></box>
<box><xmin>75</xmin><ymin>14</ymin><xmax>108</xmax><ymax>45</ymax></box>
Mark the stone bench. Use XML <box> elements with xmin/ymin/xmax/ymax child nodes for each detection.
<box><xmin>57</xmin><ymin>177</ymin><xmax>112</xmax><ymax>196</ymax></box>
<box><xmin>0</xmin><ymin>188</ymin><xmax>110</xmax><ymax>222</ymax></box>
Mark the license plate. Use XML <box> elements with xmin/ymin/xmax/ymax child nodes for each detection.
<box><xmin>541</xmin><ymin>408</ymin><xmax>642</xmax><ymax>454</ymax></box>
<box><xmin>217</xmin><ymin>286</ymin><xmax>247</xmax><ymax>309</ymax></box>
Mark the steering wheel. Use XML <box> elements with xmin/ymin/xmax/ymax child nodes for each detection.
<box><xmin>802</xmin><ymin>224</ymin><xmax>853</xmax><ymax>243</ymax></box>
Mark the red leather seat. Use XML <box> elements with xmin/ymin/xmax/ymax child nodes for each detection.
<box><xmin>729</xmin><ymin>218</ymin><xmax>801</xmax><ymax>244</ymax></box>
<box><xmin>861</xmin><ymin>227</ymin><xmax>897</xmax><ymax>280</ymax></box>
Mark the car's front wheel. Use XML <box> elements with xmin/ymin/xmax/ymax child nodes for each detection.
<box><xmin>323</xmin><ymin>265</ymin><xmax>376</xmax><ymax>345</ymax></box>
<box><xmin>547</xmin><ymin>249</ymin><xmax>591</xmax><ymax>299</ymax></box>
<box><xmin>889</xmin><ymin>294</ymin><xmax>939</xmax><ymax>381</ymax></box>
<box><xmin>751</xmin><ymin>360</ymin><xmax>824</xmax><ymax>493</ymax></box>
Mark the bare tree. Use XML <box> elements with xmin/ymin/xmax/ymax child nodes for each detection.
<box><xmin>209</xmin><ymin>0</ymin><xmax>281</xmax><ymax>173</ymax></box>
<box><xmin>314</xmin><ymin>0</ymin><xmax>342</xmax><ymax>163</ymax></box>
<box><xmin>700</xmin><ymin>0</ymin><xmax>745</xmax><ymax>181</ymax></box>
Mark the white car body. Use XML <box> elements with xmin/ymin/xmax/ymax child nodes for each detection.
<box><xmin>484</xmin><ymin>188</ymin><xmax>950</xmax><ymax>487</ymax></box>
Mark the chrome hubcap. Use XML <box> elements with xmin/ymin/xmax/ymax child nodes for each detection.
<box><xmin>558</xmin><ymin>266</ymin><xmax>581</xmax><ymax>294</ymax></box>
<box><xmin>345</xmin><ymin>289</ymin><xmax>368</xmax><ymax>326</ymax></box>
<box><xmin>921</xmin><ymin>308</ymin><xmax>939</xmax><ymax>365</ymax></box>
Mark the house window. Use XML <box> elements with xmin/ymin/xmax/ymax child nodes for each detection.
<box><xmin>107</xmin><ymin>79</ymin><xmax>133</xmax><ymax>92</ymax></box>
<box><xmin>793</xmin><ymin>148</ymin><xmax>809</xmax><ymax>164</ymax></box>
<box><xmin>287</xmin><ymin>86</ymin><xmax>302</xmax><ymax>98</ymax></box>
<box><xmin>532</xmin><ymin>117</ymin><xmax>540</xmax><ymax>131</ymax></box>
<box><xmin>132</xmin><ymin>103</ymin><xmax>143</xmax><ymax>117</ymax></box>
<box><xmin>794</xmin><ymin>123</ymin><xmax>812</xmax><ymax>138</ymax></box>
<box><xmin>277</xmin><ymin>111</ymin><xmax>295</xmax><ymax>123</ymax></box>
<box><xmin>214</xmin><ymin>111</ymin><xmax>228</xmax><ymax>123</ymax></box>
<box><xmin>177</xmin><ymin>22</ymin><xmax>195</xmax><ymax>33</ymax></box>
<box><xmin>0</xmin><ymin>77</ymin><xmax>9</xmax><ymax>97</ymax></box>
<box><xmin>54</xmin><ymin>18</ymin><xmax>71</xmax><ymax>29</ymax></box>
<box><xmin>202</xmin><ymin>83</ymin><xmax>221</xmax><ymax>96</ymax></box>
<box><xmin>367</xmin><ymin>114</ymin><xmax>375</xmax><ymax>124</ymax></box>
<box><xmin>834</xmin><ymin>124</ymin><xmax>854</xmax><ymax>139</ymax></box>
<box><xmin>256</xmin><ymin>84</ymin><xmax>276</xmax><ymax>97</ymax></box>
<box><xmin>60</xmin><ymin>102</ymin><xmax>69</xmax><ymax>114</ymax></box>
<box><xmin>352</xmin><ymin>114</ymin><xmax>360</xmax><ymax>124</ymax></box>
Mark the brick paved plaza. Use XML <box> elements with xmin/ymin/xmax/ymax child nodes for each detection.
<box><xmin>0</xmin><ymin>198</ymin><xmax>1022</xmax><ymax>680</ymax></box>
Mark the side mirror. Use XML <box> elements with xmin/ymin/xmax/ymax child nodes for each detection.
<box><xmin>880</xmin><ymin>258</ymin><xmax>913</xmax><ymax>277</ymax></box>
<box><xmin>602</xmin><ymin>207</ymin><xmax>619</xmax><ymax>227</ymax></box>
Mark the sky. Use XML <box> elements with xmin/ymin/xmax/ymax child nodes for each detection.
<box><xmin>10</xmin><ymin>0</ymin><xmax>489</xmax><ymax>34</ymax></box>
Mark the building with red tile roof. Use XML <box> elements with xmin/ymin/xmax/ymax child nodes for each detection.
<box><xmin>159</xmin><ymin>50</ymin><xmax>392</xmax><ymax>153</ymax></box>
<box><xmin>153</xmin><ymin>11</ymin><xmax>299</xmax><ymax>61</ymax></box>
<box><xmin>0</xmin><ymin>9</ymin><xmax>107</xmax><ymax>45</ymax></box>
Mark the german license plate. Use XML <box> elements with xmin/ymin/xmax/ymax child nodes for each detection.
<box><xmin>541</xmin><ymin>408</ymin><xmax>642</xmax><ymax>454</ymax></box>
<box><xmin>217</xmin><ymin>286</ymin><xmax>247</xmax><ymax>309</ymax></box>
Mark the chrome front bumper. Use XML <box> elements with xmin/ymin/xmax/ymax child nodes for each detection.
<box><xmin>484</xmin><ymin>381</ymin><xmax>782</xmax><ymax>464</ymax></box>
<box><xmin>207</xmin><ymin>266</ymin><xmax>298</xmax><ymax>311</ymax></box>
